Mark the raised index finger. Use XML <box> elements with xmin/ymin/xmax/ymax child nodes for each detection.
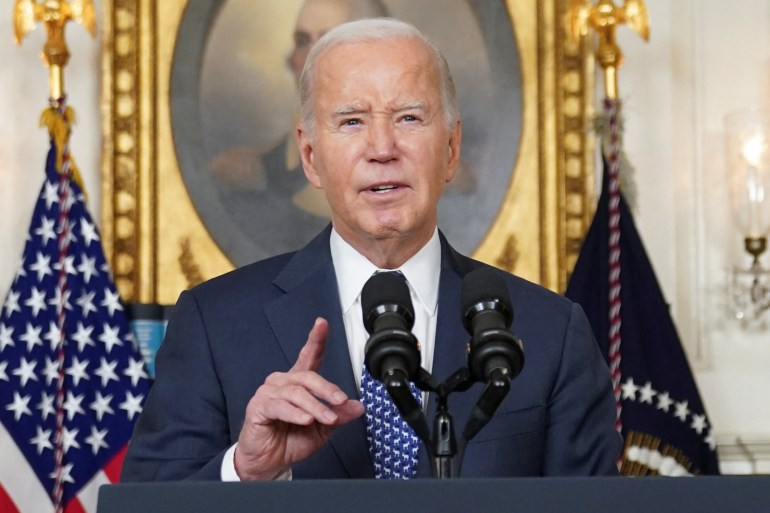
<box><xmin>291</xmin><ymin>317</ymin><xmax>329</xmax><ymax>373</ymax></box>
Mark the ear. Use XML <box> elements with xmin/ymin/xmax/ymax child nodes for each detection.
<box><xmin>298</xmin><ymin>126</ymin><xmax>323</xmax><ymax>188</ymax></box>
<box><xmin>444</xmin><ymin>120</ymin><xmax>462</xmax><ymax>183</ymax></box>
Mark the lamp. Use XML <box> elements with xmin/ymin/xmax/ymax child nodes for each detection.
<box><xmin>726</xmin><ymin>110</ymin><xmax>770</xmax><ymax>322</ymax></box>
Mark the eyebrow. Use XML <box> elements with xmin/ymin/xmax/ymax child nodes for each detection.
<box><xmin>332</xmin><ymin>103</ymin><xmax>367</xmax><ymax>117</ymax></box>
<box><xmin>332</xmin><ymin>100</ymin><xmax>430</xmax><ymax>118</ymax></box>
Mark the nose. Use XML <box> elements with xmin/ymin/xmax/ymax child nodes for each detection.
<box><xmin>367</xmin><ymin>118</ymin><xmax>398</xmax><ymax>163</ymax></box>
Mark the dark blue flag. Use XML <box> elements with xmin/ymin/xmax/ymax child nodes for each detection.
<box><xmin>0</xmin><ymin>133</ymin><xmax>151</xmax><ymax>512</ymax></box>
<box><xmin>565</xmin><ymin>160</ymin><xmax>720</xmax><ymax>476</ymax></box>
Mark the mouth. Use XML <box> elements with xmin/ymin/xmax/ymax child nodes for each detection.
<box><xmin>369</xmin><ymin>184</ymin><xmax>400</xmax><ymax>193</ymax></box>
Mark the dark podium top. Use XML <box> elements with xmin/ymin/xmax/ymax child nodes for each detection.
<box><xmin>98</xmin><ymin>476</ymin><xmax>769</xmax><ymax>513</ymax></box>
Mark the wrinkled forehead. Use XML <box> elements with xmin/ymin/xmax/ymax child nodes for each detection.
<box><xmin>315</xmin><ymin>37</ymin><xmax>439</xmax><ymax>86</ymax></box>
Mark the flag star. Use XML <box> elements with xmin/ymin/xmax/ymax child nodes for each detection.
<box><xmin>124</xmin><ymin>358</ymin><xmax>149</xmax><ymax>387</ymax></box>
<box><xmin>42</xmin><ymin>181</ymin><xmax>59</xmax><ymax>209</ymax></box>
<box><xmin>35</xmin><ymin>216</ymin><xmax>57</xmax><ymax>245</ymax></box>
<box><xmin>66</xmin><ymin>357</ymin><xmax>90</xmax><ymax>387</ymax></box>
<box><xmin>621</xmin><ymin>377</ymin><xmax>639</xmax><ymax>401</ymax></box>
<box><xmin>100</xmin><ymin>289</ymin><xmax>124</xmax><ymax>317</ymax></box>
<box><xmin>24</xmin><ymin>286</ymin><xmax>48</xmax><ymax>317</ymax></box>
<box><xmin>49</xmin><ymin>463</ymin><xmax>75</xmax><ymax>485</ymax></box>
<box><xmin>674</xmin><ymin>400</ymin><xmax>690</xmax><ymax>422</ymax></box>
<box><xmin>99</xmin><ymin>323</ymin><xmax>124</xmax><ymax>353</ymax></box>
<box><xmin>37</xmin><ymin>391</ymin><xmax>56</xmax><ymax>421</ymax></box>
<box><xmin>705</xmin><ymin>429</ymin><xmax>717</xmax><ymax>451</ymax></box>
<box><xmin>76</xmin><ymin>290</ymin><xmax>98</xmax><ymax>318</ymax></box>
<box><xmin>14</xmin><ymin>258</ymin><xmax>27</xmax><ymax>282</ymax></box>
<box><xmin>60</xmin><ymin>427</ymin><xmax>81</xmax><ymax>454</ymax></box>
<box><xmin>63</xmin><ymin>391</ymin><xmax>86</xmax><ymax>420</ymax></box>
<box><xmin>44</xmin><ymin>321</ymin><xmax>62</xmax><ymax>350</ymax></box>
<box><xmin>77</xmin><ymin>254</ymin><xmax>98</xmax><ymax>284</ymax></box>
<box><xmin>43</xmin><ymin>357</ymin><xmax>60</xmax><ymax>386</ymax></box>
<box><xmin>85</xmin><ymin>425</ymin><xmax>110</xmax><ymax>455</ymax></box>
<box><xmin>119</xmin><ymin>391</ymin><xmax>145</xmax><ymax>420</ymax></box>
<box><xmin>48</xmin><ymin>286</ymin><xmax>72</xmax><ymax>313</ymax></box>
<box><xmin>12</xmin><ymin>357</ymin><xmax>39</xmax><ymax>387</ymax></box>
<box><xmin>29</xmin><ymin>252</ymin><xmax>53</xmax><ymax>282</ymax></box>
<box><xmin>79</xmin><ymin>218</ymin><xmax>100</xmax><ymax>247</ymax></box>
<box><xmin>71</xmin><ymin>322</ymin><xmax>95</xmax><ymax>352</ymax></box>
<box><xmin>52</xmin><ymin>254</ymin><xmax>77</xmax><ymax>276</ymax></box>
<box><xmin>691</xmin><ymin>414</ymin><xmax>707</xmax><ymax>435</ymax></box>
<box><xmin>0</xmin><ymin>324</ymin><xmax>15</xmax><ymax>352</ymax></box>
<box><xmin>4</xmin><ymin>290</ymin><xmax>22</xmax><ymax>317</ymax></box>
<box><xmin>30</xmin><ymin>426</ymin><xmax>54</xmax><ymax>455</ymax></box>
<box><xmin>20</xmin><ymin>322</ymin><xmax>43</xmax><ymax>352</ymax></box>
<box><xmin>656</xmin><ymin>391</ymin><xmax>674</xmax><ymax>412</ymax></box>
<box><xmin>94</xmin><ymin>357</ymin><xmax>119</xmax><ymax>388</ymax></box>
<box><xmin>6</xmin><ymin>392</ymin><xmax>32</xmax><ymax>421</ymax></box>
<box><xmin>0</xmin><ymin>361</ymin><xmax>8</xmax><ymax>381</ymax></box>
<box><xmin>90</xmin><ymin>391</ymin><xmax>115</xmax><ymax>421</ymax></box>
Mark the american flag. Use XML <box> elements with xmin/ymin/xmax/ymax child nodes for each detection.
<box><xmin>0</xmin><ymin>123</ymin><xmax>150</xmax><ymax>512</ymax></box>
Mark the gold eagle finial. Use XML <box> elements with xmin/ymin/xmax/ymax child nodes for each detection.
<box><xmin>13</xmin><ymin>0</ymin><xmax>96</xmax><ymax>98</ymax></box>
<box><xmin>565</xmin><ymin>0</ymin><xmax>649</xmax><ymax>99</ymax></box>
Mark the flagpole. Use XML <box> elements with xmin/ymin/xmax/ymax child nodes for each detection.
<box><xmin>13</xmin><ymin>2</ymin><xmax>96</xmax><ymax>512</ymax></box>
<box><xmin>565</xmin><ymin>0</ymin><xmax>649</xmax><ymax>468</ymax></box>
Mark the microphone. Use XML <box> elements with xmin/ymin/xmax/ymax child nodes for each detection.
<box><xmin>459</xmin><ymin>267</ymin><xmax>524</xmax><ymax>444</ymax></box>
<box><xmin>361</xmin><ymin>271</ymin><xmax>421</xmax><ymax>383</ymax></box>
<box><xmin>361</xmin><ymin>271</ymin><xmax>429</xmax><ymax>443</ymax></box>
<box><xmin>461</xmin><ymin>267</ymin><xmax>524</xmax><ymax>383</ymax></box>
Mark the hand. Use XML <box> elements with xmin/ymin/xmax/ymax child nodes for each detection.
<box><xmin>233</xmin><ymin>317</ymin><xmax>364</xmax><ymax>480</ymax></box>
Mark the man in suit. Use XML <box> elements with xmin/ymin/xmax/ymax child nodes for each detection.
<box><xmin>122</xmin><ymin>17</ymin><xmax>620</xmax><ymax>482</ymax></box>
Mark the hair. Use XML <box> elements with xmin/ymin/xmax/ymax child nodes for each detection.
<box><xmin>298</xmin><ymin>17</ymin><xmax>460</xmax><ymax>136</ymax></box>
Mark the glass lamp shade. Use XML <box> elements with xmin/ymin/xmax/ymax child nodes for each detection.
<box><xmin>725</xmin><ymin>110</ymin><xmax>770</xmax><ymax>238</ymax></box>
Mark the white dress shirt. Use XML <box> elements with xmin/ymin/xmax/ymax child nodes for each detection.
<box><xmin>221</xmin><ymin>227</ymin><xmax>441</xmax><ymax>481</ymax></box>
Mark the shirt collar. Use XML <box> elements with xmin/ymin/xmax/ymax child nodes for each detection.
<box><xmin>330</xmin><ymin>227</ymin><xmax>441</xmax><ymax>317</ymax></box>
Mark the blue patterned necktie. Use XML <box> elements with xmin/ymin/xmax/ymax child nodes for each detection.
<box><xmin>360</xmin><ymin>365</ymin><xmax>422</xmax><ymax>479</ymax></box>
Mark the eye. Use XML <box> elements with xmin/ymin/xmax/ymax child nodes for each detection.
<box><xmin>400</xmin><ymin>114</ymin><xmax>420</xmax><ymax>123</ymax></box>
<box><xmin>342</xmin><ymin>118</ymin><xmax>361</xmax><ymax>126</ymax></box>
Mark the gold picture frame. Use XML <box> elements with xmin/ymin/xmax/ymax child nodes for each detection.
<box><xmin>101</xmin><ymin>0</ymin><xmax>595</xmax><ymax>305</ymax></box>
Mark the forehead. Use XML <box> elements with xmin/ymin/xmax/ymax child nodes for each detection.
<box><xmin>314</xmin><ymin>38</ymin><xmax>440</xmax><ymax>103</ymax></box>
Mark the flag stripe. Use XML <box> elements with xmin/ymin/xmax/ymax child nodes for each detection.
<box><xmin>0</xmin><ymin>422</ymin><xmax>54</xmax><ymax>512</ymax></box>
<box><xmin>0</xmin><ymin>485</ymin><xmax>22</xmax><ymax>513</ymax></box>
<box><xmin>102</xmin><ymin>445</ymin><xmax>127</xmax><ymax>483</ymax></box>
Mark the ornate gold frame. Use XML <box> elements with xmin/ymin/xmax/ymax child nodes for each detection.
<box><xmin>100</xmin><ymin>0</ymin><xmax>595</xmax><ymax>305</ymax></box>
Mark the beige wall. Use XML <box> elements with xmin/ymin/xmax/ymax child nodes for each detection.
<box><xmin>1</xmin><ymin>0</ymin><xmax>768</xmax><ymax>472</ymax></box>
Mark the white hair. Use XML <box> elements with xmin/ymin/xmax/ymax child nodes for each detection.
<box><xmin>298</xmin><ymin>17</ymin><xmax>460</xmax><ymax>136</ymax></box>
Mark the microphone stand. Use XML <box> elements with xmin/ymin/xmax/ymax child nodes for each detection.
<box><xmin>385</xmin><ymin>366</ymin><xmax>511</xmax><ymax>479</ymax></box>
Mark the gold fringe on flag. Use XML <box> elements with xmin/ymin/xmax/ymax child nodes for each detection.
<box><xmin>39</xmin><ymin>104</ymin><xmax>87</xmax><ymax>199</ymax></box>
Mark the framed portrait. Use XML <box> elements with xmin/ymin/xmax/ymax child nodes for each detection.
<box><xmin>101</xmin><ymin>0</ymin><xmax>596</xmax><ymax>305</ymax></box>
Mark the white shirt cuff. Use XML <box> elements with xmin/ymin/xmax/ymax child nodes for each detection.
<box><xmin>220</xmin><ymin>442</ymin><xmax>292</xmax><ymax>481</ymax></box>
<box><xmin>221</xmin><ymin>443</ymin><xmax>241</xmax><ymax>481</ymax></box>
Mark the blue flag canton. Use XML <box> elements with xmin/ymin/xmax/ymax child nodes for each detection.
<box><xmin>0</xmin><ymin>149</ymin><xmax>151</xmax><ymax>502</ymax></box>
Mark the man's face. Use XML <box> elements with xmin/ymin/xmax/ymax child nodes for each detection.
<box><xmin>298</xmin><ymin>37</ymin><xmax>462</xmax><ymax>249</ymax></box>
<box><xmin>288</xmin><ymin>0</ymin><xmax>353</xmax><ymax>85</ymax></box>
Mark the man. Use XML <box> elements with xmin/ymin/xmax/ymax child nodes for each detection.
<box><xmin>122</xmin><ymin>18</ymin><xmax>620</xmax><ymax>481</ymax></box>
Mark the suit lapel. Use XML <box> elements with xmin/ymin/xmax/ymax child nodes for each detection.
<box><xmin>263</xmin><ymin>227</ymin><xmax>373</xmax><ymax>478</ymax></box>
<box><xmin>415</xmin><ymin>234</ymin><xmax>477</xmax><ymax>477</ymax></box>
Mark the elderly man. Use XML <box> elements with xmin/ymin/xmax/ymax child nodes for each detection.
<box><xmin>122</xmin><ymin>18</ymin><xmax>620</xmax><ymax>482</ymax></box>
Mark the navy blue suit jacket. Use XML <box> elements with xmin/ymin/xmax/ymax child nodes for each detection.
<box><xmin>122</xmin><ymin>227</ymin><xmax>620</xmax><ymax>480</ymax></box>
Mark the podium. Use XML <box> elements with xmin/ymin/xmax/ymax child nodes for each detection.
<box><xmin>98</xmin><ymin>476</ymin><xmax>770</xmax><ymax>513</ymax></box>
